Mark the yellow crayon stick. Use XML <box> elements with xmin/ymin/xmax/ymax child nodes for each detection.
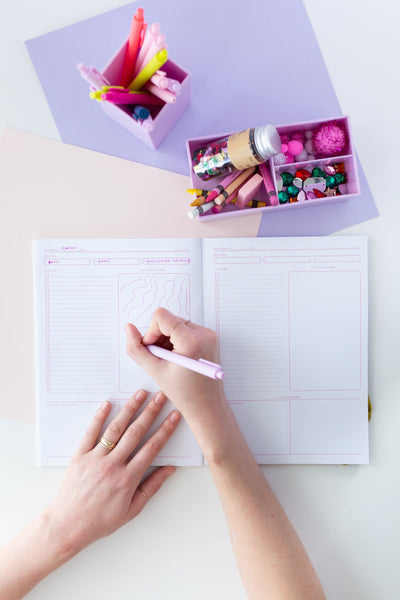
<box><xmin>190</xmin><ymin>196</ymin><xmax>208</xmax><ymax>207</ymax></box>
<box><xmin>129</xmin><ymin>49</ymin><xmax>168</xmax><ymax>91</ymax></box>
<box><xmin>187</xmin><ymin>188</ymin><xmax>210</xmax><ymax>197</ymax></box>
<box><xmin>246</xmin><ymin>200</ymin><xmax>267</xmax><ymax>208</ymax></box>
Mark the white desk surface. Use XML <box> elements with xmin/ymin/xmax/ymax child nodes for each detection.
<box><xmin>1</xmin><ymin>1</ymin><xmax>399</xmax><ymax>598</ymax></box>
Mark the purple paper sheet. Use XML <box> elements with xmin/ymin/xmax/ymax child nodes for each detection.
<box><xmin>26</xmin><ymin>0</ymin><xmax>378</xmax><ymax>236</ymax></box>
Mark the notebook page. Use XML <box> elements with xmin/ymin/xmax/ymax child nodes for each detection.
<box><xmin>34</xmin><ymin>239</ymin><xmax>203</xmax><ymax>466</ymax></box>
<box><xmin>202</xmin><ymin>237</ymin><xmax>368</xmax><ymax>464</ymax></box>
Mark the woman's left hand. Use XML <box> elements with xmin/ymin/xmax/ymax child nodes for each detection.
<box><xmin>46</xmin><ymin>390</ymin><xmax>180</xmax><ymax>557</ymax></box>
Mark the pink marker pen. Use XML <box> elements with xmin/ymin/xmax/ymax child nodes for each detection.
<box><xmin>143</xmin><ymin>82</ymin><xmax>176</xmax><ymax>103</ymax></box>
<box><xmin>135</xmin><ymin>22</ymin><xmax>160</xmax><ymax>68</ymax></box>
<box><xmin>165</xmin><ymin>77</ymin><xmax>181</xmax><ymax>94</ymax></box>
<box><xmin>101</xmin><ymin>91</ymin><xmax>164</xmax><ymax>106</ymax></box>
<box><xmin>77</xmin><ymin>63</ymin><xmax>110</xmax><ymax>90</ymax></box>
<box><xmin>146</xmin><ymin>344</ymin><xmax>224</xmax><ymax>380</ymax></box>
<box><xmin>150</xmin><ymin>72</ymin><xmax>169</xmax><ymax>89</ymax></box>
<box><xmin>119</xmin><ymin>7</ymin><xmax>146</xmax><ymax>88</ymax></box>
<box><xmin>133</xmin><ymin>34</ymin><xmax>166</xmax><ymax>78</ymax></box>
<box><xmin>141</xmin><ymin>115</ymin><xmax>154</xmax><ymax>131</ymax></box>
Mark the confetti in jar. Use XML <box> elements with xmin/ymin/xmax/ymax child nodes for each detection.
<box><xmin>192</xmin><ymin>125</ymin><xmax>281</xmax><ymax>181</ymax></box>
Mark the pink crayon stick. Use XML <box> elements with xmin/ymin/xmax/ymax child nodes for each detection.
<box><xmin>206</xmin><ymin>170</ymin><xmax>244</xmax><ymax>203</ymax></box>
<box><xmin>143</xmin><ymin>82</ymin><xmax>176</xmax><ymax>103</ymax></box>
<box><xmin>212</xmin><ymin>192</ymin><xmax>239</xmax><ymax>214</ymax></box>
<box><xmin>212</xmin><ymin>183</ymin><xmax>248</xmax><ymax>213</ymax></box>
<box><xmin>214</xmin><ymin>167</ymin><xmax>255</xmax><ymax>205</ymax></box>
<box><xmin>258</xmin><ymin>161</ymin><xmax>279</xmax><ymax>206</ymax></box>
<box><xmin>101</xmin><ymin>91</ymin><xmax>164</xmax><ymax>106</ymax></box>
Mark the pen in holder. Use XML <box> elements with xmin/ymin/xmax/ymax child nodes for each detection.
<box><xmin>78</xmin><ymin>8</ymin><xmax>191</xmax><ymax>150</ymax></box>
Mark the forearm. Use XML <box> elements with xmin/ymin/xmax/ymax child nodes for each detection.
<box><xmin>183</xmin><ymin>398</ymin><xmax>325</xmax><ymax>600</ymax></box>
<box><xmin>0</xmin><ymin>510</ymin><xmax>73</xmax><ymax>600</ymax></box>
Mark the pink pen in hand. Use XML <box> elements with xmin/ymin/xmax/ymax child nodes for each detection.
<box><xmin>146</xmin><ymin>344</ymin><xmax>224</xmax><ymax>380</ymax></box>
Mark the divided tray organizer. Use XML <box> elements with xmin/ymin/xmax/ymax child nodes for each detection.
<box><xmin>186</xmin><ymin>116</ymin><xmax>360</xmax><ymax>221</ymax></box>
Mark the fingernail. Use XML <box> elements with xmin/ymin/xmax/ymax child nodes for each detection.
<box><xmin>169</xmin><ymin>411</ymin><xmax>181</xmax><ymax>423</ymax></box>
<box><xmin>101</xmin><ymin>400</ymin><xmax>110</xmax><ymax>412</ymax></box>
<box><xmin>135</xmin><ymin>390</ymin><xmax>147</xmax><ymax>402</ymax></box>
<box><xmin>154</xmin><ymin>392</ymin><xmax>166</xmax><ymax>404</ymax></box>
<box><xmin>166</xmin><ymin>466</ymin><xmax>176</xmax><ymax>477</ymax></box>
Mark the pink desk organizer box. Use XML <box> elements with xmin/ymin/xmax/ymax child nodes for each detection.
<box><xmin>101</xmin><ymin>40</ymin><xmax>191</xmax><ymax>150</ymax></box>
<box><xmin>186</xmin><ymin>116</ymin><xmax>360</xmax><ymax>221</ymax></box>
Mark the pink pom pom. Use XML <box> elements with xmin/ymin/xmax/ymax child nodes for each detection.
<box><xmin>291</xmin><ymin>131</ymin><xmax>305</xmax><ymax>144</ymax></box>
<box><xmin>312</xmin><ymin>121</ymin><xmax>348</xmax><ymax>158</ymax></box>
<box><xmin>281</xmin><ymin>143</ymin><xmax>288</xmax><ymax>153</ymax></box>
<box><xmin>280</xmin><ymin>134</ymin><xmax>290</xmax><ymax>144</ymax></box>
<box><xmin>288</xmin><ymin>140</ymin><xmax>303</xmax><ymax>157</ymax></box>
<box><xmin>284</xmin><ymin>152</ymin><xmax>294</xmax><ymax>164</ymax></box>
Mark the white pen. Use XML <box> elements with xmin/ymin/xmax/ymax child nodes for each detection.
<box><xmin>146</xmin><ymin>344</ymin><xmax>225</xmax><ymax>380</ymax></box>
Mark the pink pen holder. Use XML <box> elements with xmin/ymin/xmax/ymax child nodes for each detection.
<box><xmin>98</xmin><ymin>39</ymin><xmax>191</xmax><ymax>150</ymax></box>
<box><xmin>186</xmin><ymin>116</ymin><xmax>360</xmax><ymax>221</ymax></box>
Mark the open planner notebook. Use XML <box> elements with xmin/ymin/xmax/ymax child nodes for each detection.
<box><xmin>33</xmin><ymin>237</ymin><xmax>368</xmax><ymax>466</ymax></box>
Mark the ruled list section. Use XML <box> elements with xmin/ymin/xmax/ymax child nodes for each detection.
<box><xmin>45</xmin><ymin>272</ymin><xmax>117</xmax><ymax>393</ymax></box>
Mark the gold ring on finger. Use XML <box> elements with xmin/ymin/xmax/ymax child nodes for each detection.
<box><xmin>99</xmin><ymin>436</ymin><xmax>117</xmax><ymax>450</ymax></box>
<box><xmin>139</xmin><ymin>486</ymin><xmax>150</xmax><ymax>501</ymax></box>
<box><xmin>169</xmin><ymin>319</ymin><xmax>190</xmax><ymax>338</ymax></box>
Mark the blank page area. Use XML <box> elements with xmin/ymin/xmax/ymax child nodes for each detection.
<box><xmin>289</xmin><ymin>271</ymin><xmax>361</xmax><ymax>391</ymax></box>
